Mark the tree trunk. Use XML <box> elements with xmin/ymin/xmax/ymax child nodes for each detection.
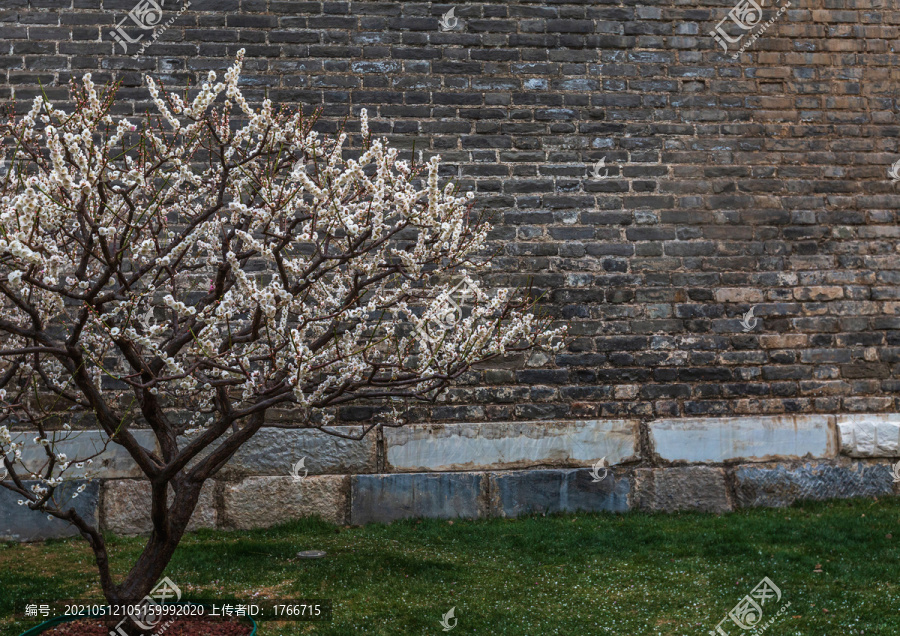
<box><xmin>117</xmin><ymin>480</ymin><xmax>202</xmax><ymax>600</ymax></box>
<box><xmin>100</xmin><ymin>480</ymin><xmax>203</xmax><ymax>636</ymax></box>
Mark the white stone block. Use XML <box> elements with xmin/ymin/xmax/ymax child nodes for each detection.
<box><xmin>384</xmin><ymin>419</ymin><xmax>639</xmax><ymax>472</ymax></box>
<box><xmin>837</xmin><ymin>415</ymin><xmax>900</xmax><ymax>457</ymax></box>
<box><xmin>649</xmin><ymin>415</ymin><xmax>835</xmax><ymax>463</ymax></box>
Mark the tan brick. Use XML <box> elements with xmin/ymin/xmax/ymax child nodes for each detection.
<box><xmin>759</xmin><ymin>334</ymin><xmax>809</xmax><ymax>349</ymax></box>
<box><xmin>714</xmin><ymin>288</ymin><xmax>764</xmax><ymax>303</ymax></box>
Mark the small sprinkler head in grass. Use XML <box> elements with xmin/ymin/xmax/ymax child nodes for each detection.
<box><xmin>297</xmin><ymin>550</ymin><xmax>327</xmax><ymax>559</ymax></box>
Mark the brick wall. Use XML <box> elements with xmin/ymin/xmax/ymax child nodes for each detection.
<box><xmin>2</xmin><ymin>0</ymin><xmax>898</xmax><ymax>423</ymax></box>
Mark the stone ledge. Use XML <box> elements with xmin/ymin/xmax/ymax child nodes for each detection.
<box><xmin>649</xmin><ymin>415</ymin><xmax>836</xmax><ymax>463</ymax></box>
<box><xmin>837</xmin><ymin>414</ymin><xmax>900</xmax><ymax>458</ymax></box>
<box><xmin>384</xmin><ymin>419</ymin><xmax>639</xmax><ymax>472</ymax></box>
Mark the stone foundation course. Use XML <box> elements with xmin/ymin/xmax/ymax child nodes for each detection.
<box><xmin>2</xmin><ymin>414</ymin><xmax>898</xmax><ymax>540</ymax></box>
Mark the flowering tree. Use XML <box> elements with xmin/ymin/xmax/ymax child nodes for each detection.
<box><xmin>0</xmin><ymin>50</ymin><xmax>559</xmax><ymax>608</ymax></box>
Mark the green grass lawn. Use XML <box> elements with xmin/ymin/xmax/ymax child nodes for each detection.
<box><xmin>2</xmin><ymin>497</ymin><xmax>899</xmax><ymax>635</ymax></box>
